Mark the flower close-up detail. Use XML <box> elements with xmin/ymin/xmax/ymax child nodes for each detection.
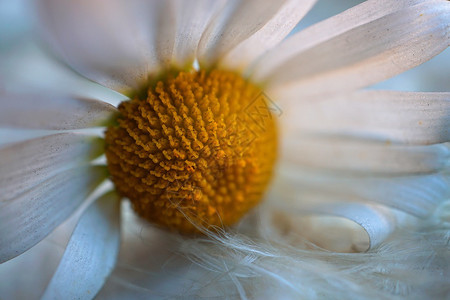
<box><xmin>0</xmin><ymin>0</ymin><xmax>449</xmax><ymax>299</ymax></box>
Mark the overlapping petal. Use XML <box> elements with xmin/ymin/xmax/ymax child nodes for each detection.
<box><xmin>37</xmin><ymin>0</ymin><xmax>160</xmax><ymax>91</ymax></box>
<box><xmin>198</xmin><ymin>0</ymin><xmax>317</xmax><ymax>70</ymax></box>
<box><xmin>0</xmin><ymin>42</ymin><xmax>126</xmax><ymax>106</ymax></box>
<box><xmin>0</xmin><ymin>93</ymin><xmax>117</xmax><ymax>130</ymax></box>
<box><xmin>252</xmin><ymin>0</ymin><xmax>425</xmax><ymax>79</ymax></box>
<box><xmin>0</xmin><ymin>129</ymin><xmax>54</xmax><ymax>148</ymax></box>
<box><xmin>42</xmin><ymin>192</ymin><xmax>120</xmax><ymax>300</ymax></box>
<box><xmin>275</xmin><ymin>166</ymin><xmax>450</xmax><ymax>218</ymax></box>
<box><xmin>0</xmin><ymin>133</ymin><xmax>104</xmax><ymax>201</ymax></box>
<box><xmin>0</xmin><ymin>166</ymin><xmax>108</xmax><ymax>263</ymax></box>
<box><xmin>0</xmin><ymin>237</ymin><xmax>64</xmax><ymax>299</ymax></box>
<box><xmin>282</xmin><ymin>136</ymin><xmax>449</xmax><ymax>175</ymax></box>
<box><xmin>165</xmin><ymin>0</ymin><xmax>227</xmax><ymax>67</ymax></box>
<box><xmin>280</xmin><ymin>91</ymin><xmax>450</xmax><ymax>145</ymax></box>
<box><xmin>37</xmin><ymin>0</ymin><xmax>223</xmax><ymax>93</ymax></box>
<box><xmin>0</xmin><ymin>214</ymin><xmax>79</xmax><ymax>299</ymax></box>
<box><xmin>253</xmin><ymin>0</ymin><xmax>449</xmax><ymax>98</ymax></box>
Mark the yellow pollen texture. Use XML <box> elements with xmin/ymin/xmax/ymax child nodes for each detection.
<box><xmin>105</xmin><ymin>70</ymin><xmax>278</xmax><ymax>233</ymax></box>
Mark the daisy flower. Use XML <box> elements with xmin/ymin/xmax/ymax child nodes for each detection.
<box><xmin>1</xmin><ymin>0</ymin><xmax>449</xmax><ymax>299</ymax></box>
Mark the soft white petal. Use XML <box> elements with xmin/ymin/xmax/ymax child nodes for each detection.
<box><xmin>42</xmin><ymin>192</ymin><xmax>120</xmax><ymax>300</ymax></box>
<box><xmin>110</xmin><ymin>201</ymin><xmax>179</xmax><ymax>278</ymax></box>
<box><xmin>37</xmin><ymin>0</ymin><xmax>163</xmax><ymax>92</ymax></box>
<box><xmin>198</xmin><ymin>0</ymin><xmax>315</xmax><ymax>69</ymax></box>
<box><xmin>0</xmin><ymin>128</ymin><xmax>54</xmax><ymax>148</ymax></box>
<box><xmin>0</xmin><ymin>133</ymin><xmax>104</xmax><ymax>201</ymax></box>
<box><xmin>0</xmin><ymin>236</ymin><xmax>65</xmax><ymax>299</ymax></box>
<box><xmin>0</xmin><ymin>209</ymin><xmax>80</xmax><ymax>299</ymax></box>
<box><xmin>0</xmin><ymin>166</ymin><xmax>107</xmax><ymax>263</ymax></box>
<box><xmin>275</xmin><ymin>165</ymin><xmax>450</xmax><ymax>218</ymax></box>
<box><xmin>37</xmin><ymin>0</ymin><xmax>237</xmax><ymax>89</ymax></box>
<box><xmin>281</xmin><ymin>135</ymin><xmax>450</xmax><ymax>175</ymax></box>
<box><xmin>252</xmin><ymin>0</ymin><xmax>425</xmax><ymax>80</ymax></box>
<box><xmin>98</xmin><ymin>201</ymin><xmax>214</xmax><ymax>299</ymax></box>
<box><xmin>139</xmin><ymin>0</ymin><xmax>227</xmax><ymax>70</ymax></box>
<box><xmin>169</xmin><ymin>0</ymin><xmax>226</xmax><ymax>67</ymax></box>
<box><xmin>0</xmin><ymin>41</ymin><xmax>126</xmax><ymax>107</ymax></box>
<box><xmin>254</xmin><ymin>1</ymin><xmax>449</xmax><ymax>98</ymax></box>
<box><xmin>0</xmin><ymin>93</ymin><xmax>117</xmax><ymax>130</ymax></box>
<box><xmin>218</xmin><ymin>0</ymin><xmax>317</xmax><ymax>71</ymax></box>
<box><xmin>280</xmin><ymin>91</ymin><xmax>450</xmax><ymax>145</ymax></box>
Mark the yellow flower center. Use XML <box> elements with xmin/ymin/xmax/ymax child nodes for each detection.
<box><xmin>105</xmin><ymin>70</ymin><xmax>278</xmax><ymax>233</ymax></box>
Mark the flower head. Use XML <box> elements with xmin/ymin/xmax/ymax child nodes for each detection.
<box><xmin>0</xmin><ymin>0</ymin><xmax>449</xmax><ymax>299</ymax></box>
<box><xmin>105</xmin><ymin>69</ymin><xmax>277</xmax><ymax>233</ymax></box>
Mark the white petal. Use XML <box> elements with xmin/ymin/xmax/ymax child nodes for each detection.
<box><xmin>280</xmin><ymin>91</ymin><xmax>450</xmax><ymax>145</ymax></box>
<box><xmin>168</xmin><ymin>0</ymin><xmax>226</xmax><ymax>67</ymax></box>
<box><xmin>275</xmin><ymin>166</ymin><xmax>450</xmax><ymax>218</ymax></box>
<box><xmin>0</xmin><ymin>93</ymin><xmax>117</xmax><ymax>130</ymax></box>
<box><xmin>37</xmin><ymin>0</ymin><xmax>163</xmax><ymax>92</ymax></box>
<box><xmin>0</xmin><ymin>211</ymin><xmax>79</xmax><ymax>299</ymax></box>
<box><xmin>254</xmin><ymin>1</ymin><xmax>450</xmax><ymax>98</ymax></box>
<box><xmin>42</xmin><ymin>192</ymin><xmax>120</xmax><ymax>300</ymax></box>
<box><xmin>108</xmin><ymin>201</ymin><xmax>177</xmax><ymax>275</ymax></box>
<box><xmin>0</xmin><ymin>128</ymin><xmax>53</xmax><ymax>148</ymax></box>
<box><xmin>218</xmin><ymin>0</ymin><xmax>317</xmax><ymax>71</ymax></box>
<box><xmin>252</xmin><ymin>0</ymin><xmax>424</xmax><ymax>80</ymax></box>
<box><xmin>98</xmin><ymin>201</ymin><xmax>209</xmax><ymax>298</ymax></box>
<box><xmin>0</xmin><ymin>42</ymin><xmax>126</xmax><ymax>107</ymax></box>
<box><xmin>281</xmin><ymin>135</ymin><xmax>450</xmax><ymax>175</ymax></box>
<box><xmin>269</xmin><ymin>202</ymin><xmax>412</xmax><ymax>252</ymax></box>
<box><xmin>315</xmin><ymin>204</ymin><xmax>412</xmax><ymax>251</ymax></box>
<box><xmin>0</xmin><ymin>166</ymin><xmax>107</xmax><ymax>263</ymax></box>
<box><xmin>198</xmin><ymin>0</ymin><xmax>316</xmax><ymax>69</ymax></box>
<box><xmin>0</xmin><ymin>133</ymin><xmax>104</xmax><ymax>201</ymax></box>
<box><xmin>0</xmin><ymin>237</ymin><xmax>64</xmax><ymax>299</ymax></box>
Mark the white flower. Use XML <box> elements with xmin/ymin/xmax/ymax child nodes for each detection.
<box><xmin>0</xmin><ymin>0</ymin><xmax>449</xmax><ymax>299</ymax></box>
